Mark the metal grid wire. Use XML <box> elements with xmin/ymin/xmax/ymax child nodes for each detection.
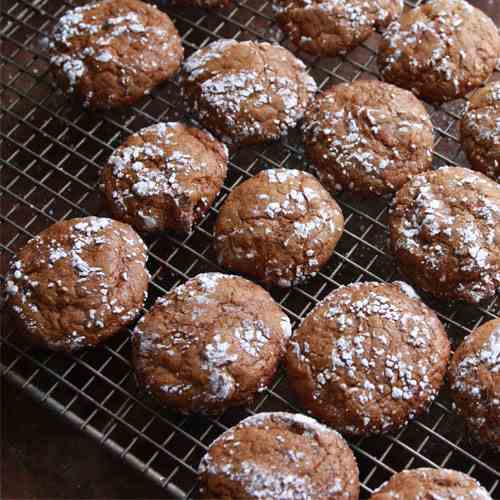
<box><xmin>1</xmin><ymin>0</ymin><xmax>500</xmax><ymax>497</ymax></box>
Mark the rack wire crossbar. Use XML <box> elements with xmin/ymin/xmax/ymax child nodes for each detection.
<box><xmin>1</xmin><ymin>0</ymin><xmax>499</xmax><ymax>498</ymax></box>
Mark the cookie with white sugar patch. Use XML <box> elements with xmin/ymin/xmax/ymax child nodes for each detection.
<box><xmin>461</xmin><ymin>81</ymin><xmax>500</xmax><ymax>182</ymax></box>
<box><xmin>370</xmin><ymin>468</ymin><xmax>492</xmax><ymax>500</ymax></box>
<box><xmin>274</xmin><ymin>0</ymin><xmax>403</xmax><ymax>57</ymax></box>
<box><xmin>4</xmin><ymin>217</ymin><xmax>149</xmax><ymax>352</ymax></box>
<box><xmin>100</xmin><ymin>122</ymin><xmax>228</xmax><ymax>233</ymax></box>
<box><xmin>389</xmin><ymin>166</ymin><xmax>500</xmax><ymax>304</ymax></box>
<box><xmin>285</xmin><ymin>281</ymin><xmax>450</xmax><ymax>436</ymax></box>
<box><xmin>303</xmin><ymin>80</ymin><xmax>433</xmax><ymax>196</ymax></box>
<box><xmin>180</xmin><ymin>39</ymin><xmax>317</xmax><ymax>145</ymax></box>
<box><xmin>199</xmin><ymin>412</ymin><xmax>360</xmax><ymax>499</ymax></box>
<box><xmin>214</xmin><ymin>168</ymin><xmax>344</xmax><ymax>287</ymax></box>
<box><xmin>49</xmin><ymin>0</ymin><xmax>183</xmax><ymax>109</ymax></box>
<box><xmin>132</xmin><ymin>273</ymin><xmax>292</xmax><ymax>413</ymax></box>
<box><xmin>449</xmin><ymin>319</ymin><xmax>500</xmax><ymax>452</ymax></box>
<box><xmin>378</xmin><ymin>0</ymin><xmax>499</xmax><ymax>103</ymax></box>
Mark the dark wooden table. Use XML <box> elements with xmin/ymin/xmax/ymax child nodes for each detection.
<box><xmin>1</xmin><ymin>379</ymin><xmax>167</xmax><ymax>499</ymax></box>
<box><xmin>2</xmin><ymin>1</ymin><xmax>498</xmax><ymax>499</ymax></box>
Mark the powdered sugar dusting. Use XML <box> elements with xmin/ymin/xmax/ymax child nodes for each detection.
<box><xmin>103</xmin><ymin>122</ymin><xmax>227</xmax><ymax>232</ymax></box>
<box><xmin>275</xmin><ymin>0</ymin><xmax>404</xmax><ymax>55</ymax></box>
<box><xmin>303</xmin><ymin>81</ymin><xmax>433</xmax><ymax>194</ymax></box>
<box><xmin>133</xmin><ymin>274</ymin><xmax>291</xmax><ymax>411</ymax></box>
<box><xmin>182</xmin><ymin>39</ymin><xmax>317</xmax><ymax>143</ymax></box>
<box><xmin>379</xmin><ymin>0</ymin><xmax>497</xmax><ymax>101</ymax></box>
<box><xmin>5</xmin><ymin>217</ymin><xmax>148</xmax><ymax>350</ymax></box>
<box><xmin>216</xmin><ymin>168</ymin><xmax>343</xmax><ymax>287</ymax></box>
<box><xmin>288</xmin><ymin>282</ymin><xmax>448</xmax><ymax>434</ymax></box>
<box><xmin>461</xmin><ymin>81</ymin><xmax>500</xmax><ymax>180</ymax></box>
<box><xmin>199</xmin><ymin>412</ymin><xmax>349</xmax><ymax>498</ymax></box>
<box><xmin>391</xmin><ymin>166</ymin><xmax>500</xmax><ymax>303</ymax></box>
<box><xmin>49</xmin><ymin>0</ymin><xmax>182</xmax><ymax>105</ymax></box>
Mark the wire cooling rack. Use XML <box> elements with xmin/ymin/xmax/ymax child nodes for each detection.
<box><xmin>1</xmin><ymin>0</ymin><xmax>500</xmax><ymax>497</ymax></box>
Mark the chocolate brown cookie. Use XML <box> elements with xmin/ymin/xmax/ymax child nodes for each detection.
<box><xmin>181</xmin><ymin>39</ymin><xmax>317</xmax><ymax>145</ymax></box>
<box><xmin>449</xmin><ymin>318</ymin><xmax>500</xmax><ymax>451</ymax></box>
<box><xmin>303</xmin><ymin>80</ymin><xmax>433</xmax><ymax>196</ymax></box>
<box><xmin>199</xmin><ymin>412</ymin><xmax>360</xmax><ymax>499</ymax></box>
<box><xmin>285</xmin><ymin>281</ymin><xmax>450</xmax><ymax>435</ymax></box>
<box><xmin>370</xmin><ymin>468</ymin><xmax>492</xmax><ymax>500</ymax></box>
<box><xmin>461</xmin><ymin>81</ymin><xmax>500</xmax><ymax>182</ymax></box>
<box><xmin>4</xmin><ymin>217</ymin><xmax>149</xmax><ymax>352</ymax></box>
<box><xmin>49</xmin><ymin>0</ymin><xmax>183</xmax><ymax>109</ymax></box>
<box><xmin>275</xmin><ymin>0</ymin><xmax>403</xmax><ymax>57</ymax></box>
<box><xmin>100</xmin><ymin>122</ymin><xmax>228</xmax><ymax>233</ymax></box>
<box><xmin>389</xmin><ymin>166</ymin><xmax>500</xmax><ymax>304</ymax></box>
<box><xmin>378</xmin><ymin>0</ymin><xmax>500</xmax><ymax>103</ymax></box>
<box><xmin>215</xmin><ymin>169</ymin><xmax>344</xmax><ymax>287</ymax></box>
<box><xmin>132</xmin><ymin>273</ymin><xmax>292</xmax><ymax>413</ymax></box>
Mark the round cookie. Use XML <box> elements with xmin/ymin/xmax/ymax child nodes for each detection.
<box><xmin>49</xmin><ymin>0</ymin><xmax>183</xmax><ymax>109</ymax></box>
<box><xmin>181</xmin><ymin>39</ymin><xmax>317</xmax><ymax>145</ymax></box>
<box><xmin>214</xmin><ymin>168</ymin><xmax>344</xmax><ymax>287</ymax></box>
<box><xmin>100</xmin><ymin>122</ymin><xmax>228</xmax><ymax>233</ymax></box>
<box><xmin>199</xmin><ymin>412</ymin><xmax>360</xmax><ymax>499</ymax></box>
<box><xmin>274</xmin><ymin>0</ymin><xmax>403</xmax><ymax>57</ymax></box>
<box><xmin>449</xmin><ymin>318</ymin><xmax>500</xmax><ymax>451</ymax></box>
<box><xmin>4</xmin><ymin>217</ymin><xmax>149</xmax><ymax>352</ymax></box>
<box><xmin>285</xmin><ymin>281</ymin><xmax>450</xmax><ymax>435</ymax></box>
<box><xmin>461</xmin><ymin>81</ymin><xmax>500</xmax><ymax>181</ymax></box>
<box><xmin>303</xmin><ymin>80</ymin><xmax>433</xmax><ymax>196</ymax></box>
<box><xmin>378</xmin><ymin>0</ymin><xmax>500</xmax><ymax>103</ymax></box>
<box><xmin>370</xmin><ymin>468</ymin><xmax>492</xmax><ymax>500</ymax></box>
<box><xmin>389</xmin><ymin>166</ymin><xmax>500</xmax><ymax>304</ymax></box>
<box><xmin>132</xmin><ymin>273</ymin><xmax>292</xmax><ymax>413</ymax></box>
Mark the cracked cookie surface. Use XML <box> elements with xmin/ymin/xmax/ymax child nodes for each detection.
<box><xmin>378</xmin><ymin>0</ymin><xmax>499</xmax><ymax>103</ymax></box>
<box><xmin>132</xmin><ymin>273</ymin><xmax>292</xmax><ymax>413</ymax></box>
<box><xmin>49</xmin><ymin>0</ymin><xmax>183</xmax><ymax>109</ymax></box>
<box><xmin>370</xmin><ymin>468</ymin><xmax>492</xmax><ymax>500</ymax></box>
<box><xmin>101</xmin><ymin>122</ymin><xmax>228</xmax><ymax>233</ymax></box>
<box><xmin>275</xmin><ymin>0</ymin><xmax>403</xmax><ymax>57</ymax></box>
<box><xmin>4</xmin><ymin>217</ymin><xmax>149</xmax><ymax>352</ymax></box>
<box><xmin>215</xmin><ymin>168</ymin><xmax>344</xmax><ymax>287</ymax></box>
<box><xmin>461</xmin><ymin>81</ymin><xmax>500</xmax><ymax>182</ymax></box>
<box><xmin>286</xmin><ymin>281</ymin><xmax>450</xmax><ymax>435</ymax></box>
<box><xmin>389</xmin><ymin>166</ymin><xmax>500</xmax><ymax>304</ymax></box>
<box><xmin>181</xmin><ymin>39</ymin><xmax>317</xmax><ymax>145</ymax></box>
<box><xmin>449</xmin><ymin>318</ymin><xmax>500</xmax><ymax>451</ymax></box>
<box><xmin>303</xmin><ymin>80</ymin><xmax>433</xmax><ymax>196</ymax></box>
<box><xmin>199</xmin><ymin>412</ymin><xmax>360</xmax><ymax>499</ymax></box>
